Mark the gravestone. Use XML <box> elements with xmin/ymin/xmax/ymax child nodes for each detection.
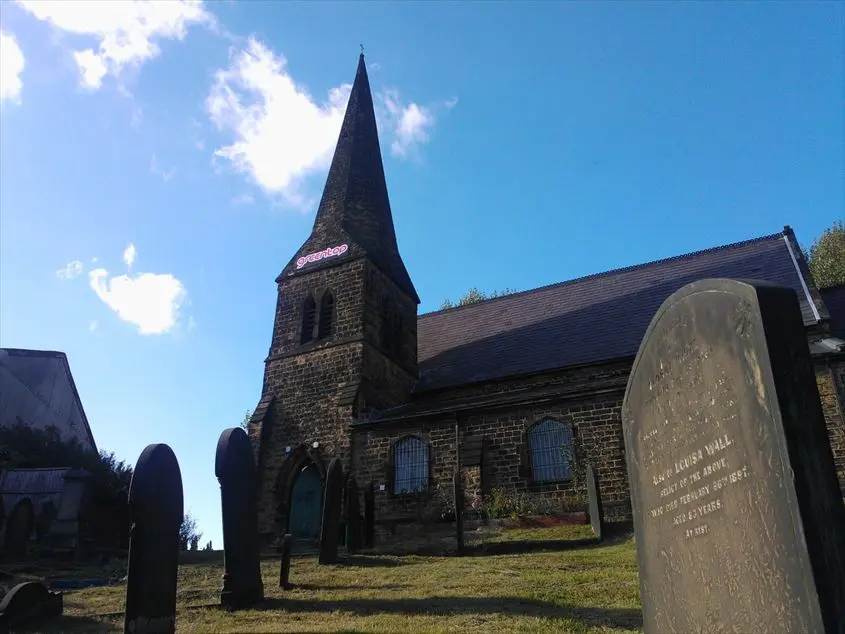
<box><xmin>318</xmin><ymin>457</ymin><xmax>344</xmax><ymax>564</ymax></box>
<box><xmin>622</xmin><ymin>279</ymin><xmax>845</xmax><ymax>633</ymax></box>
<box><xmin>363</xmin><ymin>481</ymin><xmax>375</xmax><ymax>547</ymax></box>
<box><xmin>453</xmin><ymin>470</ymin><xmax>464</xmax><ymax>556</ymax></box>
<box><xmin>345</xmin><ymin>478</ymin><xmax>363</xmax><ymax>554</ymax></box>
<box><xmin>585</xmin><ymin>465</ymin><xmax>604</xmax><ymax>541</ymax></box>
<box><xmin>0</xmin><ymin>581</ymin><xmax>63</xmax><ymax>630</ymax></box>
<box><xmin>2</xmin><ymin>499</ymin><xmax>33</xmax><ymax>561</ymax></box>
<box><xmin>215</xmin><ymin>427</ymin><xmax>264</xmax><ymax>610</ymax></box>
<box><xmin>279</xmin><ymin>533</ymin><xmax>293</xmax><ymax>590</ymax></box>
<box><xmin>124</xmin><ymin>443</ymin><xmax>183</xmax><ymax>634</ymax></box>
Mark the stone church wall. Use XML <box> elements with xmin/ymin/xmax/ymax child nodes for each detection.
<box><xmin>353</xmin><ymin>356</ymin><xmax>845</xmax><ymax>535</ymax></box>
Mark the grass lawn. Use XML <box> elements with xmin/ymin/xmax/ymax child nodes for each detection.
<box><xmin>46</xmin><ymin>525</ymin><xmax>642</xmax><ymax>633</ymax></box>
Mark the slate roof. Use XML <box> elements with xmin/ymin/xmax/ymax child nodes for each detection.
<box><xmin>821</xmin><ymin>285</ymin><xmax>845</xmax><ymax>339</ymax></box>
<box><xmin>0</xmin><ymin>348</ymin><xmax>98</xmax><ymax>452</ymax></box>
<box><xmin>414</xmin><ymin>228</ymin><xmax>826</xmax><ymax>393</ymax></box>
<box><xmin>279</xmin><ymin>54</ymin><xmax>419</xmax><ymax>303</ymax></box>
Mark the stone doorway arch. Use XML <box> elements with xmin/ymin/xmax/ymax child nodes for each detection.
<box><xmin>274</xmin><ymin>444</ymin><xmax>327</xmax><ymax>543</ymax></box>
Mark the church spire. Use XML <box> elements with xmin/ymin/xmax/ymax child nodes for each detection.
<box><xmin>282</xmin><ymin>51</ymin><xmax>419</xmax><ymax>304</ymax></box>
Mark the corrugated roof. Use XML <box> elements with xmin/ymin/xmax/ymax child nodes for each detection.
<box><xmin>415</xmin><ymin>228</ymin><xmax>823</xmax><ymax>392</ymax></box>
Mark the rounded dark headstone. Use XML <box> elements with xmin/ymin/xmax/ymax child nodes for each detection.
<box><xmin>124</xmin><ymin>443</ymin><xmax>183</xmax><ymax>634</ymax></box>
<box><xmin>318</xmin><ymin>457</ymin><xmax>344</xmax><ymax>565</ymax></box>
<box><xmin>216</xmin><ymin>427</ymin><xmax>264</xmax><ymax>610</ymax></box>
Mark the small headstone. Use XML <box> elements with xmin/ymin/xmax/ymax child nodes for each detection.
<box><xmin>279</xmin><ymin>533</ymin><xmax>293</xmax><ymax>590</ymax></box>
<box><xmin>622</xmin><ymin>279</ymin><xmax>845</xmax><ymax>633</ymax></box>
<box><xmin>453</xmin><ymin>470</ymin><xmax>464</xmax><ymax>556</ymax></box>
<box><xmin>0</xmin><ymin>581</ymin><xmax>63</xmax><ymax>630</ymax></box>
<box><xmin>585</xmin><ymin>464</ymin><xmax>604</xmax><ymax>540</ymax></box>
<box><xmin>363</xmin><ymin>481</ymin><xmax>375</xmax><ymax>547</ymax></box>
<box><xmin>215</xmin><ymin>427</ymin><xmax>264</xmax><ymax>610</ymax></box>
<box><xmin>2</xmin><ymin>499</ymin><xmax>34</xmax><ymax>561</ymax></box>
<box><xmin>124</xmin><ymin>443</ymin><xmax>183</xmax><ymax>634</ymax></box>
<box><xmin>318</xmin><ymin>457</ymin><xmax>344</xmax><ymax>564</ymax></box>
<box><xmin>345</xmin><ymin>478</ymin><xmax>363</xmax><ymax>554</ymax></box>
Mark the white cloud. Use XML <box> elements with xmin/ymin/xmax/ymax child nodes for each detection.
<box><xmin>0</xmin><ymin>31</ymin><xmax>25</xmax><ymax>103</ymax></box>
<box><xmin>231</xmin><ymin>193</ymin><xmax>254</xmax><ymax>206</ymax></box>
<box><xmin>89</xmin><ymin>247</ymin><xmax>187</xmax><ymax>335</ymax></box>
<box><xmin>89</xmin><ymin>320</ymin><xmax>99</xmax><ymax>332</ymax></box>
<box><xmin>445</xmin><ymin>96</ymin><xmax>458</xmax><ymax>109</ymax></box>
<box><xmin>56</xmin><ymin>260</ymin><xmax>84</xmax><ymax>280</ymax></box>
<box><xmin>150</xmin><ymin>154</ymin><xmax>175</xmax><ymax>181</ymax></box>
<box><xmin>123</xmin><ymin>243</ymin><xmax>137</xmax><ymax>269</ymax></box>
<box><xmin>207</xmin><ymin>38</ymin><xmax>351</xmax><ymax>207</ymax></box>
<box><xmin>16</xmin><ymin>0</ymin><xmax>212</xmax><ymax>90</ymax></box>
<box><xmin>207</xmin><ymin>39</ymin><xmax>444</xmax><ymax>206</ymax></box>
<box><xmin>392</xmin><ymin>103</ymin><xmax>434</xmax><ymax>158</ymax></box>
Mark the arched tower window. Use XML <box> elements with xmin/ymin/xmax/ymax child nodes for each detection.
<box><xmin>528</xmin><ymin>418</ymin><xmax>575</xmax><ymax>483</ymax></box>
<box><xmin>391</xmin><ymin>436</ymin><xmax>429</xmax><ymax>495</ymax></box>
<box><xmin>317</xmin><ymin>291</ymin><xmax>334</xmax><ymax>340</ymax></box>
<box><xmin>301</xmin><ymin>294</ymin><xmax>317</xmax><ymax>344</ymax></box>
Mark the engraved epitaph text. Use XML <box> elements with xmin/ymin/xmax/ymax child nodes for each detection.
<box><xmin>622</xmin><ymin>279</ymin><xmax>845</xmax><ymax>633</ymax></box>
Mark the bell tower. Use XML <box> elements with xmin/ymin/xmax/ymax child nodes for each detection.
<box><xmin>249</xmin><ymin>53</ymin><xmax>420</xmax><ymax>541</ymax></box>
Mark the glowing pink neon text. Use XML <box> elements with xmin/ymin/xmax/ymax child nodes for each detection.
<box><xmin>296</xmin><ymin>244</ymin><xmax>349</xmax><ymax>269</ymax></box>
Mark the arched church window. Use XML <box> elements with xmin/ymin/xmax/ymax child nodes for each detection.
<box><xmin>527</xmin><ymin>418</ymin><xmax>575</xmax><ymax>483</ymax></box>
<box><xmin>317</xmin><ymin>291</ymin><xmax>334</xmax><ymax>339</ymax></box>
<box><xmin>301</xmin><ymin>294</ymin><xmax>317</xmax><ymax>344</ymax></box>
<box><xmin>391</xmin><ymin>436</ymin><xmax>429</xmax><ymax>495</ymax></box>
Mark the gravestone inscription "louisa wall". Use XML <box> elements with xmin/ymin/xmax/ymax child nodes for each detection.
<box><xmin>622</xmin><ymin>279</ymin><xmax>845</xmax><ymax>633</ymax></box>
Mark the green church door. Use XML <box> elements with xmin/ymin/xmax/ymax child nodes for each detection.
<box><xmin>288</xmin><ymin>463</ymin><xmax>323</xmax><ymax>541</ymax></box>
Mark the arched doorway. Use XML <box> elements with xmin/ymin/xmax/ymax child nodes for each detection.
<box><xmin>3</xmin><ymin>498</ymin><xmax>34</xmax><ymax>561</ymax></box>
<box><xmin>288</xmin><ymin>463</ymin><xmax>323</xmax><ymax>541</ymax></box>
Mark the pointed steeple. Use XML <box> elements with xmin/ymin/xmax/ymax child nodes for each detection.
<box><xmin>281</xmin><ymin>53</ymin><xmax>419</xmax><ymax>304</ymax></box>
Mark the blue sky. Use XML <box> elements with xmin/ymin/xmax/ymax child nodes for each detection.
<box><xmin>1</xmin><ymin>1</ymin><xmax>842</xmax><ymax>548</ymax></box>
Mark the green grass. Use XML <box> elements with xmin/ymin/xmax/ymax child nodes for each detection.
<box><xmin>44</xmin><ymin>526</ymin><xmax>642</xmax><ymax>633</ymax></box>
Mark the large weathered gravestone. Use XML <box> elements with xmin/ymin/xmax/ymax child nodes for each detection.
<box><xmin>585</xmin><ymin>464</ymin><xmax>604</xmax><ymax>541</ymax></box>
<box><xmin>0</xmin><ymin>581</ymin><xmax>63</xmax><ymax>630</ymax></box>
<box><xmin>124</xmin><ymin>443</ymin><xmax>183</xmax><ymax>634</ymax></box>
<box><xmin>318</xmin><ymin>457</ymin><xmax>344</xmax><ymax>564</ymax></box>
<box><xmin>453</xmin><ymin>470</ymin><xmax>464</xmax><ymax>556</ymax></box>
<box><xmin>279</xmin><ymin>533</ymin><xmax>293</xmax><ymax>590</ymax></box>
<box><xmin>215</xmin><ymin>427</ymin><xmax>264</xmax><ymax>610</ymax></box>
<box><xmin>345</xmin><ymin>478</ymin><xmax>363</xmax><ymax>554</ymax></box>
<box><xmin>363</xmin><ymin>481</ymin><xmax>375</xmax><ymax>547</ymax></box>
<box><xmin>622</xmin><ymin>279</ymin><xmax>845</xmax><ymax>633</ymax></box>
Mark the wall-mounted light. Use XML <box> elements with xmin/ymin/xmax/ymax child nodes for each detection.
<box><xmin>379</xmin><ymin>484</ymin><xmax>386</xmax><ymax>492</ymax></box>
<box><xmin>285</xmin><ymin>447</ymin><xmax>292</xmax><ymax>454</ymax></box>
<box><xmin>312</xmin><ymin>441</ymin><xmax>320</xmax><ymax>449</ymax></box>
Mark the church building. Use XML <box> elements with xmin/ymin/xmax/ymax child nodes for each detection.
<box><xmin>247</xmin><ymin>53</ymin><xmax>845</xmax><ymax>545</ymax></box>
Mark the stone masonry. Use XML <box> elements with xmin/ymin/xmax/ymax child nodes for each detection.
<box><xmin>249</xmin><ymin>51</ymin><xmax>845</xmax><ymax>547</ymax></box>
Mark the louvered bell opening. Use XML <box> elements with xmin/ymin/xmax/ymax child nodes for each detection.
<box><xmin>317</xmin><ymin>292</ymin><xmax>334</xmax><ymax>339</ymax></box>
<box><xmin>301</xmin><ymin>296</ymin><xmax>317</xmax><ymax>344</ymax></box>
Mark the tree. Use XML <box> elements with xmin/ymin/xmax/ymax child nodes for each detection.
<box><xmin>0</xmin><ymin>419</ymin><xmax>134</xmax><ymax>549</ymax></box>
<box><xmin>240</xmin><ymin>409</ymin><xmax>251</xmax><ymax>431</ymax></box>
<box><xmin>804</xmin><ymin>220</ymin><xmax>845</xmax><ymax>289</ymax></box>
<box><xmin>440</xmin><ymin>287</ymin><xmax>519</xmax><ymax>310</ymax></box>
<box><xmin>179</xmin><ymin>512</ymin><xmax>203</xmax><ymax>551</ymax></box>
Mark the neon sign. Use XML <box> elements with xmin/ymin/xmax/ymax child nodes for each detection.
<box><xmin>296</xmin><ymin>244</ymin><xmax>349</xmax><ymax>269</ymax></box>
